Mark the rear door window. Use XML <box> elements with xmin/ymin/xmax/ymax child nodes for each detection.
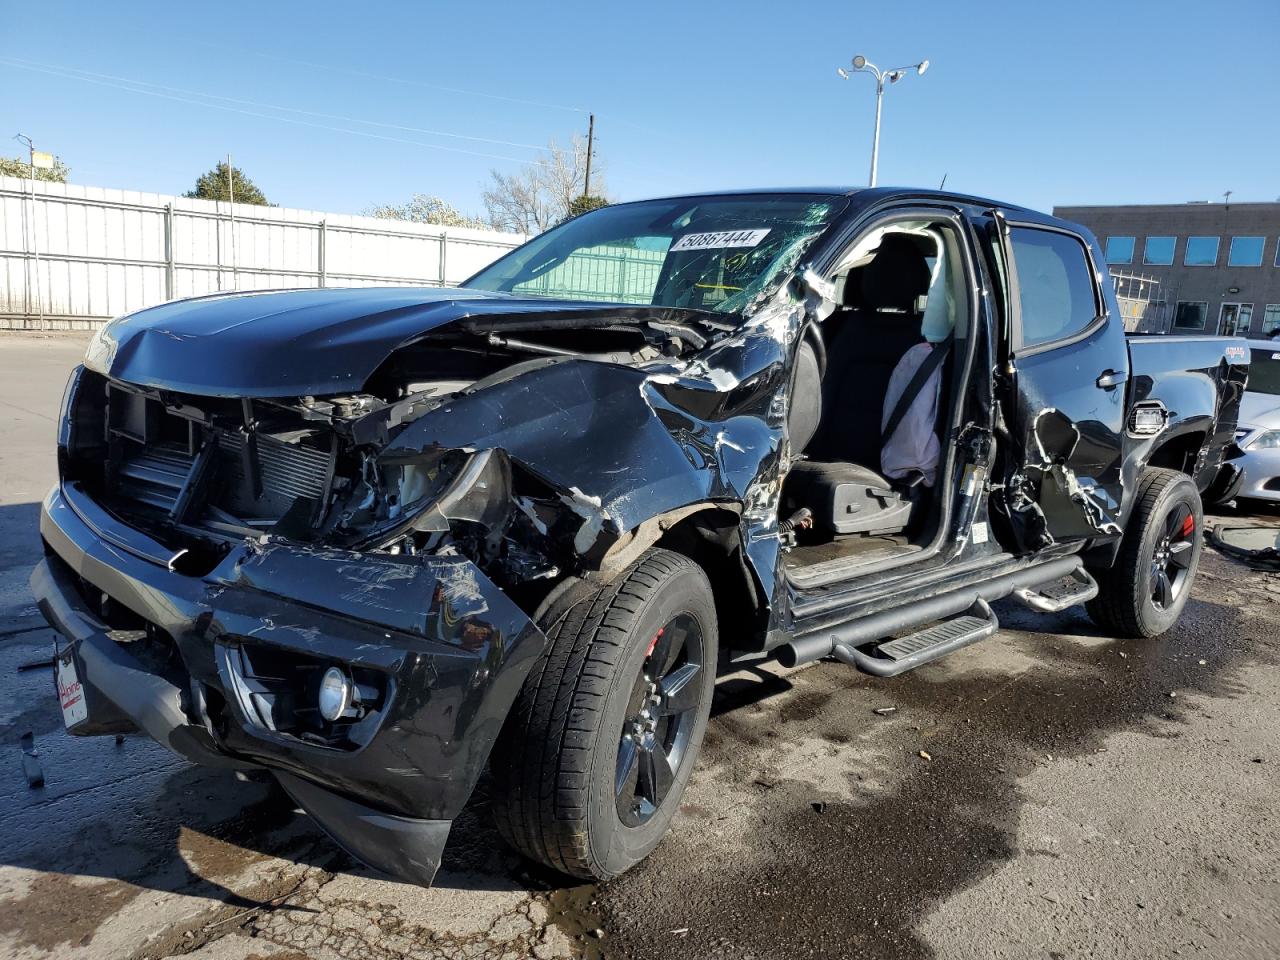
<box><xmin>1008</xmin><ymin>227</ymin><xmax>1100</xmax><ymax>349</ymax></box>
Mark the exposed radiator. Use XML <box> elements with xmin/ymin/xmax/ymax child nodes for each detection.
<box><xmin>115</xmin><ymin>442</ymin><xmax>194</xmax><ymax>513</ymax></box>
<box><xmin>217</xmin><ymin>432</ymin><xmax>333</xmax><ymax>505</ymax></box>
<box><xmin>114</xmin><ymin>431</ymin><xmax>333</xmax><ymax>522</ymax></box>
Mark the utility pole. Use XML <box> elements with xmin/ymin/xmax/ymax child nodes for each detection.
<box><xmin>13</xmin><ymin>133</ymin><xmax>44</xmax><ymax>331</ymax></box>
<box><xmin>583</xmin><ymin>113</ymin><xmax>595</xmax><ymax>199</ymax></box>
<box><xmin>226</xmin><ymin>153</ymin><xmax>238</xmax><ymax>290</ymax></box>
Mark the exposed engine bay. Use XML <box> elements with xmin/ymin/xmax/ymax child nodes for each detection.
<box><xmin>64</xmin><ymin>312</ymin><xmax>725</xmax><ymax>598</ymax></box>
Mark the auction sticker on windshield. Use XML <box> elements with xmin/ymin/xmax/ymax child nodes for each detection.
<box><xmin>57</xmin><ymin>651</ymin><xmax>88</xmax><ymax>727</ymax></box>
<box><xmin>670</xmin><ymin>228</ymin><xmax>770</xmax><ymax>252</ymax></box>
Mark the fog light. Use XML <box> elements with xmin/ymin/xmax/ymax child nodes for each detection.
<box><xmin>318</xmin><ymin>666</ymin><xmax>353</xmax><ymax>721</ymax></box>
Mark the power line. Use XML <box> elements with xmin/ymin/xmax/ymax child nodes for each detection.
<box><xmin>201</xmin><ymin>43</ymin><xmax>589</xmax><ymax>116</ymax></box>
<box><xmin>0</xmin><ymin>57</ymin><xmax>545</xmax><ymax>164</ymax></box>
<box><xmin>0</xmin><ymin>56</ymin><xmax>549</xmax><ymax>154</ymax></box>
<box><xmin>223</xmin><ymin>45</ymin><xmax>672</xmax><ymax>143</ymax></box>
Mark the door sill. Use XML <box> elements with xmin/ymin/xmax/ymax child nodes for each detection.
<box><xmin>785</xmin><ymin>541</ymin><xmax>924</xmax><ymax>589</ymax></box>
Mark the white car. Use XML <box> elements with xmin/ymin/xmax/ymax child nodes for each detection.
<box><xmin>1233</xmin><ymin>339</ymin><xmax>1280</xmax><ymax>503</ymax></box>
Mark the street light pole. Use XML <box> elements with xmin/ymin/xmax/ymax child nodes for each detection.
<box><xmin>869</xmin><ymin>74</ymin><xmax>884</xmax><ymax>188</ymax></box>
<box><xmin>837</xmin><ymin>55</ymin><xmax>930</xmax><ymax>188</ymax></box>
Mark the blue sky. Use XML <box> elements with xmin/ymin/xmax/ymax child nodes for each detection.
<box><xmin>3</xmin><ymin>0</ymin><xmax>1277</xmax><ymax>219</ymax></box>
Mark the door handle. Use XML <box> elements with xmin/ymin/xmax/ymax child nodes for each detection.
<box><xmin>1096</xmin><ymin>369</ymin><xmax>1128</xmax><ymax>389</ymax></box>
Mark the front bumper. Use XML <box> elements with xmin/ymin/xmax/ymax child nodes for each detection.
<box><xmin>32</xmin><ymin>482</ymin><xmax>546</xmax><ymax>885</ymax></box>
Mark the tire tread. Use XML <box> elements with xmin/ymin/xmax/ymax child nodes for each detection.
<box><xmin>489</xmin><ymin>549</ymin><xmax>700</xmax><ymax>878</ymax></box>
<box><xmin>1086</xmin><ymin>467</ymin><xmax>1199</xmax><ymax>637</ymax></box>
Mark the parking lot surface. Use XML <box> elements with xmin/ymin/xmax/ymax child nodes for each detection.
<box><xmin>1</xmin><ymin>332</ymin><xmax>1277</xmax><ymax>960</ymax></box>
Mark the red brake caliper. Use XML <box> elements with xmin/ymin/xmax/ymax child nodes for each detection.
<box><xmin>1180</xmin><ymin>514</ymin><xmax>1195</xmax><ymax>538</ymax></box>
<box><xmin>646</xmin><ymin>627</ymin><xmax>663</xmax><ymax>658</ymax></box>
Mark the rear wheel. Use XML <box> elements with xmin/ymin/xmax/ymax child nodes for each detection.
<box><xmin>1087</xmin><ymin>468</ymin><xmax>1203</xmax><ymax>638</ymax></box>
<box><xmin>490</xmin><ymin>548</ymin><xmax>717</xmax><ymax>880</ymax></box>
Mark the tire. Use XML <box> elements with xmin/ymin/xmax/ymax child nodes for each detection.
<box><xmin>1086</xmin><ymin>468</ymin><xmax>1204</xmax><ymax>638</ymax></box>
<box><xmin>489</xmin><ymin>548</ymin><xmax>718</xmax><ymax>880</ymax></box>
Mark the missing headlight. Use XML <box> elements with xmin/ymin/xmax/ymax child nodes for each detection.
<box><xmin>341</xmin><ymin>448</ymin><xmax>514</xmax><ymax>553</ymax></box>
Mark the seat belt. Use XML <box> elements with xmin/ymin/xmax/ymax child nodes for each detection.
<box><xmin>881</xmin><ymin>336</ymin><xmax>954</xmax><ymax>447</ymax></box>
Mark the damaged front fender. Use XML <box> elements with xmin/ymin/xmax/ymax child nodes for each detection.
<box><xmin>381</xmin><ymin>330</ymin><xmax>795</xmax><ymax>606</ymax></box>
<box><xmin>372</xmin><ymin>274</ymin><xmax>825</xmax><ymax>643</ymax></box>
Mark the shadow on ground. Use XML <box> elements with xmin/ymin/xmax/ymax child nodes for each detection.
<box><xmin>592</xmin><ymin>570</ymin><xmax>1277</xmax><ymax>960</ymax></box>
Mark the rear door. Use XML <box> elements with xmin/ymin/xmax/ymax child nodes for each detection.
<box><xmin>989</xmin><ymin>214</ymin><xmax>1130</xmax><ymax>548</ymax></box>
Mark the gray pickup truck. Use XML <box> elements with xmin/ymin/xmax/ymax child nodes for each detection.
<box><xmin>33</xmin><ymin>187</ymin><xmax>1247</xmax><ymax>887</ymax></box>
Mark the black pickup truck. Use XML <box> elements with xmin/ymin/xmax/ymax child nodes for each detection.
<box><xmin>33</xmin><ymin>188</ymin><xmax>1247</xmax><ymax>887</ymax></box>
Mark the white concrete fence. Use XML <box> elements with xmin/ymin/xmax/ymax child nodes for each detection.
<box><xmin>0</xmin><ymin>175</ymin><xmax>525</xmax><ymax>331</ymax></box>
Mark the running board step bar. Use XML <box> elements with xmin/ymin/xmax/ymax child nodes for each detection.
<box><xmin>1013</xmin><ymin>567</ymin><xmax>1098</xmax><ymax>613</ymax></box>
<box><xmin>777</xmin><ymin>554</ymin><xmax>1085</xmax><ymax>671</ymax></box>
<box><xmin>833</xmin><ymin>599</ymin><xmax>999</xmax><ymax>678</ymax></box>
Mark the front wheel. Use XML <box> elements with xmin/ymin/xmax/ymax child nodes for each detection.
<box><xmin>490</xmin><ymin>548</ymin><xmax>718</xmax><ymax>880</ymax></box>
<box><xmin>1087</xmin><ymin>468</ymin><xmax>1204</xmax><ymax>638</ymax></box>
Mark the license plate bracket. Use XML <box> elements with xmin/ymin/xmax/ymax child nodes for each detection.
<box><xmin>56</xmin><ymin>649</ymin><xmax>89</xmax><ymax>728</ymax></box>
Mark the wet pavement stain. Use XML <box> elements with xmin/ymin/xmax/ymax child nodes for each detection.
<box><xmin>545</xmin><ymin>884</ymin><xmax>608</xmax><ymax>960</ymax></box>
<box><xmin>0</xmin><ymin>873</ymin><xmax>139</xmax><ymax>951</ymax></box>
<box><xmin>0</xmin><ymin>760</ymin><xmax>332</xmax><ymax>957</ymax></box>
<box><xmin>591</xmin><ymin>551</ymin><xmax>1278</xmax><ymax>960</ymax></box>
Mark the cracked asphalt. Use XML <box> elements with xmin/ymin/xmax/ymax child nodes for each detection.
<box><xmin>1</xmin><ymin>333</ymin><xmax>1277</xmax><ymax>960</ymax></box>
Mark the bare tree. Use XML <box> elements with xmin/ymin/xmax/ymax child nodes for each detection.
<box><xmin>483</xmin><ymin>136</ymin><xmax>606</xmax><ymax>233</ymax></box>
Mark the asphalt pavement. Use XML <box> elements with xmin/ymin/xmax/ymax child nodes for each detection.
<box><xmin>0</xmin><ymin>332</ymin><xmax>1277</xmax><ymax>960</ymax></box>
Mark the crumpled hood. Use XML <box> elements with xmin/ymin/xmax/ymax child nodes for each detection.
<box><xmin>84</xmin><ymin>286</ymin><xmax>648</xmax><ymax>398</ymax></box>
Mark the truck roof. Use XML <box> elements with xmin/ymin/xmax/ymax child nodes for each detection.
<box><xmin>616</xmin><ymin>185</ymin><xmax>1049</xmax><ymax>223</ymax></box>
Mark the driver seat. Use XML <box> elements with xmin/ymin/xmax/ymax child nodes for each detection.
<box><xmin>784</xmin><ymin>459</ymin><xmax>917</xmax><ymax>536</ymax></box>
<box><xmin>786</xmin><ymin>331</ymin><xmax>918</xmax><ymax>537</ymax></box>
<box><xmin>783</xmin><ymin>234</ymin><xmax>934</xmax><ymax>537</ymax></box>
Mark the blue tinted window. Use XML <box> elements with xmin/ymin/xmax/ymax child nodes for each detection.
<box><xmin>1184</xmin><ymin>236</ymin><xmax>1219</xmax><ymax>266</ymax></box>
<box><xmin>1144</xmin><ymin>236</ymin><xmax>1175</xmax><ymax>265</ymax></box>
<box><xmin>1229</xmin><ymin>236</ymin><xmax>1265</xmax><ymax>267</ymax></box>
<box><xmin>1105</xmin><ymin>236</ymin><xmax>1134</xmax><ymax>264</ymax></box>
<box><xmin>1010</xmin><ymin>227</ymin><xmax>1098</xmax><ymax>348</ymax></box>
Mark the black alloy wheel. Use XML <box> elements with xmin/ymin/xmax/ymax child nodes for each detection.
<box><xmin>1150</xmin><ymin>499</ymin><xmax>1196</xmax><ymax>611</ymax></box>
<box><xmin>1087</xmin><ymin>468</ymin><xmax>1204</xmax><ymax>638</ymax></box>
<box><xmin>615</xmin><ymin>613</ymin><xmax>705</xmax><ymax>827</ymax></box>
<box><xmin>489</xmin><ymin>548</ymin><xmax>719</xmax><ymax>880</ymax></box>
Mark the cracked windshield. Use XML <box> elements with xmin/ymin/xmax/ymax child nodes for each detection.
<box><xmin>465</xmin><ymin>193</ymin><xmax>847</xmax><ymax>313</ymax></box>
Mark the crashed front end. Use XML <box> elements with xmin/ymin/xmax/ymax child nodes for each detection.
<box><xmin>35</xmin><ymin>367</ymin><xmax>569</xmax><ymax>886</ymax></box>
<box><xmin>31</xmin><ymin>286</ymin><xmax>802</xmax><ymax>884</ymax></box>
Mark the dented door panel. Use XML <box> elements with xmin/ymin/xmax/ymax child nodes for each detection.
<box><xmin>1011</xmin><ymin>333</ymin><xmax>1129</xmax><ymax>543</ymax></box>
<box><xmin>993</xmin><ymin>221</ymin><xmax>1129</xmax><ymax>548</ymax></box>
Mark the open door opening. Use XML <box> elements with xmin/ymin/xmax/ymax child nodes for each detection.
<box><xmin>781</xmin><ymin>216</ymin><xmax>974</xmax><ymax>588</ymax></box>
